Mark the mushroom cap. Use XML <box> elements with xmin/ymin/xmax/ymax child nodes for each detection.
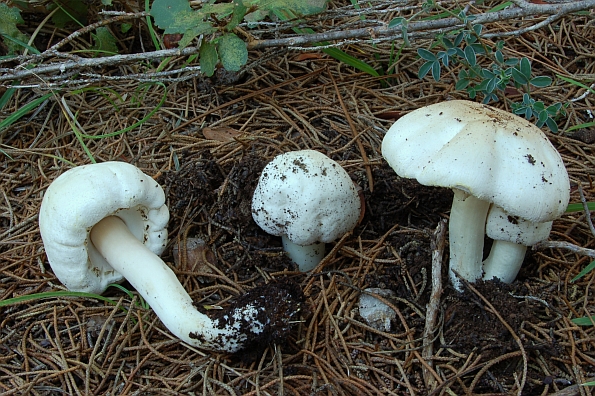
<box><xmin>485</xmin><ymin>204</ymin><xmax>552</xmax><ymax>246</ymax></box>
<box><xmin>381</xmin><ymin>100</ymin><xmax>570</xmax><ymax>222</ymax></box>
<box><xmin>251</xmin><ymin>150</ymin><xmax>361</xmax><ymax>246</ymax></box>
<box><xmin>39</xmin><ymin>161</ymin><xmax>169</xmax><ymax>294</ymax></box>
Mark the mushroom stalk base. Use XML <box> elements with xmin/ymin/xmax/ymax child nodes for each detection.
<box><xmin>482</xmin><ymin>241</ymin><xmax>527</xmax><ymax>283</ymax></box>
<box><xmin>90</xmin><ymin>216</ymin><xmax>228</xmax><ymax>348</ymax></box>
<box><xmin>448</xmin><ymin>189</ymin><xmax>491</xmax><ymax>290</ymax></box>
<box><xmin>281</xmin><ymin>236</ymin><xmax>325</xmax><ymax>272</ymax></box>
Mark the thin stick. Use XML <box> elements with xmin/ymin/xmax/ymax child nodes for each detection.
<box><xmin>533</xmin><ymin>241</ymin><xmax>595</xmax><ymax>258</ymax></box>
<box><xmin>421</xmin><ymin>219</ymin><xmax>447</xmax><ymax>391</ymax></box>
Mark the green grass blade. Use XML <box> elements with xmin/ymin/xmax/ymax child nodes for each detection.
<box><xmin>566</xmin><ymin>202</ymin><xmax>595</xmax><ymax>212</ymax></box>
<box><xmin>487</xmin><ymin>2</ymin><xmax>513</xmax><ymax>12</ymax></box>
<box><xmin>571</xmin><ymin>259</ymin><xmax>595</xmax><ymax>282</ymax></box>
<box><xmin>70</xmin><ymin>86</ymin><xmax>124</xmax><ymax>111</ymax></box>
<box><xmin>0</xmin><ymin>92</ymin><xmax>53</xmax><ymax>132</ymax></box>
<box><xmin>0</xmin><ymin>33</ymin><xmax>40</xmax><ymax>54</ymax></box>
<box><xmin>146</xmin><ymin>0</ymin><xmax>161</xmax><ymax>51</ymax></box>
<box><xmin>107</xmin><ymin>284</ymin><xmax>149</xmax><ymax>309</ymax></box>
<box><xmin>566</xmin><ymin>121</ymin><xmax>595</xmax><ymax>132</ymax></box>
<box><xmin>273</xmin><ymin>9</ymin><xmax>379</xmax><ymax>77</ymax></box>
<box><xmin>0</xmin><ymin>290</ymin><xmax>122</xmax><ymax>308</ymax></box>
<box><xmin>0</xmin><ymin>88</ymin><xmax>16</xmax><ymax>110</ymax></box>
<box><xmin>557</xmin><ymin>74</ymin><xmax>595</xmax><ymax>94</ymax></box>
<box><xmin>322</xmin><ymin>47</ymin><xmax>380</xmax><ymax>77</ymax></box>
<box><xmin>78</xmin><ymin>82</ymin><xmax>167</xmax><ymax>139</ymax></box>
<box><xmin>572</xmin><ymin>316</ymin><xmax>595</xmax><ymax>326</ymax></box>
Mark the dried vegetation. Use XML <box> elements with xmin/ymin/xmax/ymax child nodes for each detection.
<box><xmin>1</xmin><ymin>1</ymin><xmax>595</xmax><ymax>395</ymax></box>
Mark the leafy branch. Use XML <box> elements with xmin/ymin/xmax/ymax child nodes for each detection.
<box><xmin>149</xmin><ymin>0</ymin><xmax>328</xmax><ymax>76</ymax></box>
<box><xmin>1</xmin><ymin>0</ymin><xmax>595</xmax><ymax>85</ymax></box>
<box><xmin>416</xmin><ymin>7</ymin><xmax>564</xmax><ymax>132</ymax></box>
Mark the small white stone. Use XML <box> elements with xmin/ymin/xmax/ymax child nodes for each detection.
<box><xmin>358</xmin><ymin>288</ymin><xmax>396</xmax><ymax>332</ymax></box>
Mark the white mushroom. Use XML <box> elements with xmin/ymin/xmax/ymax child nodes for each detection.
<box><xmin>482</xmin><ymin>204</ymin><xmax>553</xmax><ymax>283</ymax></box>
<box><xmin>40</xmin><ymin>161</ymin><xmax>302</xmax><ymax>352</ymax></box>
<box><xmin>381</xmin><ymin>100</ymin><xmax>570</xmax><ymax>289</ymax></box>
<box><xmin>251</xmin><ymin>150</ymin><xmax>361</xmax><ymax>271</ymax></box>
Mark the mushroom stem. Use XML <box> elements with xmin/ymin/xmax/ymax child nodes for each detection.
<box><xmin>482</xmin><ymin>241</ymin><xmax>527</xmax><ymax>283</ymax></box>
<box><xmin>281</xmin><ymin>236</ymin><xmax>325</xmax><ymax>272</ymax></box>
<box><xmin>90</xmin><ymin>216</ymin><xmax>232</xmax><ymax>351</ymax></box>
<box><xmin>448</xmin><ymin>189</ymin><xmax>491</xmax><ymax>290</ymax></box>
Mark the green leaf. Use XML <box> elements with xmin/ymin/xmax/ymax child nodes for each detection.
<box><xmin>519</xmin><ymin>57</ymin><xmax>531</xmax><ymax>80</ymax></box>
<box><xmin>0</xmin><ymin>3</ymin><xmax>31</xmax><ymax>54</ymax></box>
<box><xmin>201</xmin><ymin>3</ymin><xmax>235</xmax><ymax>17</ymax></box>
<box><xmin>50</xmin><ymin>0</ymin><xmax>88</xmax><ymax>28</ymax></box>
<box><xmin>418</xmin><ymin>61</ymin><xmax>434</xmax><ymax>79</ymax></box>
<box><xmin>200</xmin><ymin>40</ymin><xmax>218</xmax><ymax>77</ymax></box>
<box><xmin>486</xmin><ymin>78</ymin><xmax>497</xmax><ymax>93</ymax></box>
<box><xmin>260</xmin><ymin>0</ymin><xmax>327</xmax><ymax>17</ymax></box>
<box><xmin>464</xmin><ymin>45</ymin><xmax>476</xmax><ymax>66</ymax></box>
<box><xmin>418</xmin><ymin>48</ymin><xmax>437</xmax><ymax>61</ymax></box>
<box><xmin>545</xmin><ymin>117</ymin><xmax>558</xmax><ymax>133</ymax></box>
<box><xmin>150</xmin><ymin>0</ymin><xmax>201</xmax><ymax>34</ymax></box>
<box><xmin>217</xmin><ymin>33</ymin><xmax>247</xmax><ymax>72</ymax></box>
<box><xmin>473</xmin><ymin>24</ymin><xmax>483</xmax><ymax>36</ymax></box>
<box><xmin>91</xmin><ymin>27</ymin><xmax>118</xmax><ymax>55</ymax></box>
<box><xmin>121</xmin><ymin>23</ymin><xmax>133</xmax><ymax>33</ymax></box>
<box><xmin>455</xmin><ymin>78</ymin><xmax>470</xmax><ymax>90</ymax></box>
<box><xmin>537</xmin><ymin>110</ymin><xmax>548</xmax><ymax>125</ymax></box>
<box><xmin>178</xmin><ymin>22</ymin><xmax>216</xmax><ymax>48</ymax></box>
<box><xmin>226</xmin><ymin>0</ymin><xmax>247</xmax><ymax>31</ymax></box>
<box><xmin>530</xmin><ymin>76</ymin><xmax>552</xmax><ymax>88</ymax></box>
<box><xmin>431</xmin><ymin>61</ymin><xmax>441</xmax><ymax>81</ymax></box>
<box><xmin>511</xmin><ymin>67</ymin><xmax>529</xmax><ymax>85</ymax></box>
<box><xmin>388</xmin><ymin>17</ymin><xmax>405</xmax><ymax>28</ymax></box>
<box><xmin>245</xmin><ymin>0</ymin><xmax>328</xmax><ymax>22</ymax></box>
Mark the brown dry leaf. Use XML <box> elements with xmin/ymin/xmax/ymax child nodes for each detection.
<box><xmin>202</xmin><ymin>127</ymin><xmax>242</xmax><ymax>142</ymax></box>
<box><xmin>294</xmin><ymin>53</ymin><xmax>323</xmax><ymax>61</ymax></box>
<box><xmin>376</xmin><ymin>111</ymin><xmax>401</xmax><ymax>120</ymax></box>
<box><xmin>172</xmin><ymin>238</ymin><xmax>216</xmax><ymax>282</ymax></box>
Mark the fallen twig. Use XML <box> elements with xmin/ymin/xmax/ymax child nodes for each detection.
<box><xmin>421</xmin><ymin>219</ymin><xmax>447</xmax><ymax>391</ymax></box>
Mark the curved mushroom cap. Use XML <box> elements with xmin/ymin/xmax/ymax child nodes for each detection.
<box><xmin>381</xmin><ymin>100</ymin><xmax>570</xmax><ymax>222</ymax></box>
<box><xmin>486</xmin><ymin>204</ymin><xmax>552</xmax><ymax>246</ymax></box>
<box><xmin>39</xmin><ymin>161</ymin><xmax>169</xmax><ymax>294</ymax></box>
<box><xmin>251</xmin><ymin>150</ymin><xmax>361</xmax><ymax>246</ymax></box>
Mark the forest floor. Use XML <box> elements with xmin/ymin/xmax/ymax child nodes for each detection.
<box><xmin>1</xmin><ymin>1</ymin><xmax>595</xmax><ymax>395</ymax></box>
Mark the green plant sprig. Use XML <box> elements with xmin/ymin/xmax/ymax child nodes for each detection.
<box><xmin>416</xmin><ymin>8</ymin><xmax>564</xmax><ymax>132</ymax></box>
